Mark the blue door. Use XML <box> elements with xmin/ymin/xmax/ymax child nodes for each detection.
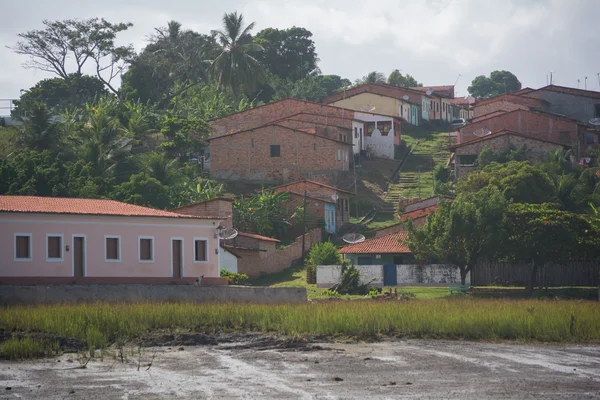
<box><xmin>324</xmin><ymin>203</ymin><xmax>336</xmax><ymax>234</ymax></box>
<box><xmin>383</xmin><ymin>264</ymin><xmax>397</xmax><ymax>286</ymax></box>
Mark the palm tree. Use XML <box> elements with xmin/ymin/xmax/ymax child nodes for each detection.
<box><xmin>19</xmin><ymin>102</ymin><xmax>61</xmax><ymax>151</ymax></box>
<box><xmin>209</xmin><ymin>12</ymin><xmax>266</xmax><ymax>98</ymax></box>
<box><xmin>356</xmin><ymin>71</ymin><xmax>386</xmax><ymax>85</ymax></box>
<box><xmin>139</xmin><ymin>151</ymin><xmax>179</xmax><ymax>186</ymax></box>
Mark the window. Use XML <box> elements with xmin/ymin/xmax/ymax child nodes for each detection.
<box><xmin>337</xmin><ymin>149</ymin><xmax>341</xmax><ymax>161</ymax></box>
<box><xmin>365</xmin><ymin>122</ymin><xmax>375</xmax><ymax>137</ymax></box>
<box><xmin>14</xmin><ymin>234</ymin><xmax>32</xmax><ymax>261</ymax></box>
<box><xmin>436</xmin><ymin>103</ymin><xmax>439</xmax><ymax>112</ymax></box>
<box><xmin>360</xmin><ymin>127</ymin><xmax>363</xmax><ymax>137</ymax></box>
<box><xmin>270</xmin><ymin>144</ymin><xmax>280</xmax><ymax>157</ymax></box>
<box><xmin>378</xmin><ymin>121</ymin><xmax>392</xmax><ymax>135</ymax></box>
<box><xmin>586</xmin><ymin>132</ymin><xmax>595</xmax><ymax>145</ymax></box>
<box><xmin>194</xmin><ymin>239</ymin><xmax>208</xmax><ymax>262</ymax></box>
<box><xmin>595</xmin><ymin>104</ymin><xmax>600</xmax><ymax>117</ymax></box>
<box><xmin>105</xmin><ymin>236</ymin><xmax>121</xmax><ymax>262</ymax></box>
<box><xmin>46</xmin><ymin>234</ymin><xmax>63</xmax><ymax>261</ymax></box>
<box><xmin>458</xmin><ymin>155</ymin><xmax>477</xmax><ymax>166</ymax></box>
<box><xmin>354</xmin><ymin>127</ymin><xmax>358</xmax><ymax>138</ymax></box>
<box><xmin>138</xmin><ymin>236</ymin><xmax>154</xmax><ymax>262</ymax></box>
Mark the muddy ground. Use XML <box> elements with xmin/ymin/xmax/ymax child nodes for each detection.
<box><xmin>1</xmin><ymin>336</ymin><xmax>599</xmax><ymax>399</ymax></box>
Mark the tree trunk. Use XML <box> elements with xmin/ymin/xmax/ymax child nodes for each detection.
<box><xmin>527</xmin><ymin>260</ymin><xmax>537</xmax><ymax>293</ymax></box>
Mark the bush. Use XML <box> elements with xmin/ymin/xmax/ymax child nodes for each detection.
<box><xmin>305</xmin><ymin>241</ymin><xmax>341</xmax><ymax>273</ymax></box>
<box><xmin>220</xmin><ymin>269</ymin><xmax>249</xmax><ymax>285</ymax></box>
<box><xmin>0</xmin><ymin>117</ymin><xmax>5</xmax><ymax>127</ymax></box>
<box><xmin>334</xmin><ymin>262</ymin><xmax>373</xmax><ymax>295</ymax></box>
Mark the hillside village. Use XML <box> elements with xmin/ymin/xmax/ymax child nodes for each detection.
<box><xmin>0</xmin><ymin>11</ymin><xmax>599</xmax><ymax>293</ymax></box>
<box><xmin>1</xmin><ymin>5</ymin><xmax>600</xmax><ymax>398</ymax></box>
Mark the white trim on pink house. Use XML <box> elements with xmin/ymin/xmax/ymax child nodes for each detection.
<box><xmin>138</xmin><ymin>235</ymin><xmax>155</xmax><ymax>263</ymax></box>
<box><xmin>45</xmin><ymin>233</ymin><xmax>64</xmax><ymax>263</ymax></box>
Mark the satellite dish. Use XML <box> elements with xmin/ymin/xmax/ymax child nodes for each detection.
<box><xmin>361</xmin><ymin>104</ymin><xmax>376</xmax><ymax>112</ymax></box>
<box><xmin>425</xmin><ymin>88</ymin><xmax>434</xmax><ymax>96</ymax></box>
<box><xmin>216</xmin><ymin>226</ymin><xmax>238</xmax><ymax>240</ymax></box>
<box><xmin>342</xmin><ymin>233</ymin><xmax>366</xmax><ymax>244</ymax></box>
<box><xmin>589</xmin><ymin>118</ymin><xmax>600</xmax><ymax>129</ymax></box>
<box><xmin>331</xmin><ymin>194</ymin><xmax>339</xmax><ymax>202</ymax></box>
<box><xmin>402</xmin><ymin>95</ymin><xmax>409</xmax><ymax>101</ymax></box>
<box><xmin>473</xmin><ymin>128</ymin><xmax>492</xmax><ymax>137</ymax></box>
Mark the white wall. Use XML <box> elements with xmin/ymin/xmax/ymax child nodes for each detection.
<box><xmin>354</xmin><ymin>112</ymin><xmax>395</xmax><ymax>159</ymax></box>
<box><xmin>397</xmin><ymin>264</ymin><xmax>468</xmax><ymax>286</ymax></box>
<box><xmin>317</xmin><ymin>264</ymin><xmax>469</xmax><ymax>288</ymax></box>
<box><xmin>351</xmin><ymin>121</ymin><xmax>364</xmax><ymax>155</ymax></box>
<box><xmin>219</xmin><ymin>248</ymin><xmax>238</xmax><ymax>273</ymax></box>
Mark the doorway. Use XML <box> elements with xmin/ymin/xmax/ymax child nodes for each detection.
<box><xmin>73</xmin><ymin>236</ymin><xmax>86</xmax><ymax>278</ymax></box>
<box><xmin>172</xmin><ymin>239</ymin><xmax>183</xmax><ymax>278</ymax></box>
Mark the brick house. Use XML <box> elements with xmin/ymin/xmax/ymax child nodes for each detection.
<box><xmin>472</xmin><ymin>94</ymin><xmax>547</xmax><ymax>118</ymax></box>
<box><xmin>450</xmin><ymin>129</ymin><xmax>571</xmax><ymax>178</ymax></box>
<box><xmin>457</xmin><ymin>109</ymin><xmax>594</xmax><ymax>156</ymax></box>
<box><xmin>207</xmin><ymin>98</ymin><xmax>402</xmax><ymax>161</ymax></box>
<box><xmin>272</xmin><ymin>179</ymin><xmax>353</xmax><ymax>234</ymax></box>
<box><xmin>410</xmin><ymin>85</ymin><xmax>456</xmax><ymax>122</ymax></box>
<box><xmin>171</xmin><ymin>198</ymin><xmax>233</xmax><ymax>228</ymax></box>
<box><xmin>206</xmin><ymin>122</ymin><xmax>352</xmax><ymax>183</ymax></box>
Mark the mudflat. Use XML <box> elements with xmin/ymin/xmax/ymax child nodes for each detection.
<box><xmin>1</xmin><ymin>338</ymin><xmax>599</xmax><ymax>399</ymax></box>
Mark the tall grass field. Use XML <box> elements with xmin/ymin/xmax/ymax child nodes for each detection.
<box><xmin>1</xmin><ymin>299</ymin><xmax>599</xmax><ymax>358</ymax></box>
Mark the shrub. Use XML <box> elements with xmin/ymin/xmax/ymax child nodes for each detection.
<box><xmin>220</xmin><ymin>269</ymin><xmax>249</xmax><ymax>285</ymax></box>
<box><xmin>305</xmin><ymin>241</ymin><xmax>341</xmax><ymax>273</ymax></box>
<box><xmin>334</xmin><ymin>262</ymin><xmax>373</xmax><ymax>295</ymax></box>
<box><xmin>0</xmin><ymin>337</ymin><xmax>59</xmax><ymax>359</ymax></box>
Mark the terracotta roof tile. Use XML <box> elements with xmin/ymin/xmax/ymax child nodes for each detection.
<box><xmin>0</xmin><ymin>195</ymin><xmax>216</xmax><ymax>219</ymax></box>
<box><xmin>237</xmin><ymin>231</ymin><xmax>280</xmax><ymax>243</ymax></box>
<box><xmin>340</xmin><ymin>231</ymin><xmax>411</xmax><ymax>254</ymax></box>
<box><xmin>450</xmin><ymin>129</ymin><xmax>571</xmax><ymax>150</ymax></box>
<box><xmin>399</xmin><ymin>205</ymin><xmax>438</xmax><ymax>222</ymax></box>
<box><xmin>270</xmin><ymin>179</ymin><xmax>355</xmax><ymax>195</ymax></box>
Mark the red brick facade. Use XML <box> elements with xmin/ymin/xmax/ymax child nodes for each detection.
<box><xmin>472</xmin><ymin>94</ymin><xmax>545</xmax><ymax>117</ymax></box>
<box><xmin>273</xmin><ymin>180</ymin><xmax>353</xmax><ymax>231</ymax></box>
<box><xmin>207</xmin><ymin>124</ymin><xmax>351</xmax><ymax>183</ymax></box>
<box><xmin>458</xmin><ymin>110</ymin><xmax>586</xmax><ymax>155</ymax></box>
<box><xmin>209</xmin><ymin>98</ymin><xmax>387</xmax><ymax>138</ymax></box>
<box><xmin>171</xmin><ymin>198</ymin><xmax>233</xmax><ymax>228</ymax></box>
<box><xmin>323</xmin><ymin>83</ymin><xmax>426</xmax><ymax>106</ymax></box>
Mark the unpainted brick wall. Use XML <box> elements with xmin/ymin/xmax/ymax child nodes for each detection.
<box><xmin>173</xmin><ymin>199</ymin><xmax>233</xmax><ymax>228</ymax></box>
<box><xmin>473</xmin><ymin>95</ymin><xmax>545</xmax><ymax>118</ymax></box>
<box><xmin>459</xmin><ymin>110</ymin><xmax>582</xmax><ymax>152</ymax></box>
<box><xmin>209</xmin><ymin>125</ymin><xmax>351</xmax><ymax>182</ymax></box>
<box><xmin>236</xmin><ymin>228</ymin><xmax>322</xmax><ymax>279</ymax></box>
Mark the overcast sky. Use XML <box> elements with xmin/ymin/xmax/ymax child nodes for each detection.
<box><xmin>1</xmin><ymin>0</ymin><xmax>599</xmax><ymax>104</ymax></box>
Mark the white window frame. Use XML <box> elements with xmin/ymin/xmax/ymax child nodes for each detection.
<box><xmin>46</xmin><ymin>233</ymin><xmax>64</xmax><ymax>262</ymax></box>
<box><xmin>14</xmin><ymin>233</ymin><xmax>32</xmax><ymax>262</ymax></box>
<box><xmin>337</xmin><ymin>149</ymin><xmax>341</xmax><ymax>161</ymax></box>
<box><xmin>193</xmin><ymin>237</ymin><xmax>209</xmax><ymax>264</ymax></box>
<box><xmin>170</xmin><ymin>237</ymin><xmax>185</xmax><ymax>277</ymax></box>
<box><xmin>72</xmin><ymin>234</ymin><xmax>87</xmax><ymax>277</ymax></box>
<box><xmin>104</xmin><ymin>235</ymin><xmax>122</xmax><ymax>263</ymax></box>
<box><xmin>138</xmin><ymin>236</ymin><xmax>155</xmax><ymax>263</ymax></box>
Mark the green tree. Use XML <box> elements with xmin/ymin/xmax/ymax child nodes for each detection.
<box><xmin>317</xmin><ymin>75</ymin><xmax>352</xmax><ymax>94</ymax></box>
<box><xmin>407</xmin><ymin>188</ymin><xmax>508</xmax><ymax>285</ymax></box>
<box><xmin>305</xmin><ymin>241</ymin><xmax>341</xmax><ymax>273</ymax></box>
<box><xmin>254</xmin><ymin>26</ymin><xmax>319</xmax><ymax>81</ymax></box>
<box><xmin>387</xmin><ymin>69</ymin><xmax>422</xmax><ymax>87</ymax></box>
<box><xmin>356</xmin><ymin>71</ymin><xmax>386</xmax><ymax>85</ymax></box>
<box><xmin>504</xmin><ymin>203</ymin><xmax>600</xmax><ymax>291</ymax></box>
<box><xmin>468</xmin><ymin>70</ymin><xmax>522</xmax><ymax>98</ymax></box>
<box><xmin>270</xmin><ymin>73</ymin><xmax>328</xmax><ymax>102</ymax></box>
<box><xmin>112</xmin><ymin>172</ymin><xmax>171</xmax><ymax>209</ymax></box>
<box><xmin>10</xmin><ymin>18</ymin><xmax>134</xmax><ymax>94</ymax></box>
<box><xmin>12</xmin><ymin>74</ymin><xmax>108</xmax><ymax>118</ymax></box>
<box><xmin>120</xmin><ymin>21</ymin><xmax>219</xmax><ymax>105</ymax></box>
<box><xmin>458</xmin><ymin>161</ymin><xmax>555</xmax><ymax>204</ymax></box>
<box><xmin>209</xmin><ymin>12</ymin><xmax>266</xmax><ymax>98</ymax></box>
<box><xmin>18</xmin><ymin>103</ymin><xmax>61</xmax><ymax>152</ymax></box>
<box><xmin>233</xmin><ymin>189</ymin><xmax>292</xmax><ymax>238</ymax></box>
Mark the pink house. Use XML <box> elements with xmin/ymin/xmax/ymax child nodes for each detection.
<box><xmin>0</xmin><ymin>196</ymin><xmax>225</xmax><ymax>285</ymax></box>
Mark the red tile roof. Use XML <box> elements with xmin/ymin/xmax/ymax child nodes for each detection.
<box><xmin>271</xmin><ymin>179</ymin><xmax>355</xmax><ymax>195</ymax></box>
<box><xmin>472</xmin><ymin>93</ymin><xmax>544</xmax><ymax>107</ymax></box>
<box><xmin>340</xmin><ymin>231</ymin><xmax>411</xmax><ymax>254</ymax></box>
<box><xmin>206</xmin><ymin>123</ymin><xmax>352</xmax><ymax>145</ymax></box>
<box><xmin>532</xmin><ymin>85</ymin><xmax>600</xmax><ymax>100</ymax></box>
<box><xmin>450</xmin><ymin>129</ymin><xmax>571</xmax><ymax>150</ymax></box>
<box><xmin>399</xmin><ymin>205</ymin><xmax>438</xmax><ymax>222</ymax></box>
<box><xmin>237</xmin><ymin>231</ymin><xmax>280</xmax><ymax>243</ymax></box>
<box><xmin>0</xmin><ymin>196</ymin><xmax>217</xmax><ymax>219</ymax></box>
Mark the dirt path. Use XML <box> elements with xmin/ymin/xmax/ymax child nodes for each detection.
<box><xmin>1</xmin><ymin>339</ymin><xmax>599</xmax><ymax>399</ymax></box>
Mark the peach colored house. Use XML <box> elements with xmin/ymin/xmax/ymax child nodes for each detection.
<box><xmin>0</xmin><ymin>196</ymin><xmax>224</xmax><ymax>285</ymax></box>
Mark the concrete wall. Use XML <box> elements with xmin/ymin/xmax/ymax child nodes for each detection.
<box><xmin>316</xmin><ymin>265</ymin><xmax>384</xmax><ymax>288</ymax></box>
<box><xmin>396</xmin><ymin>264</ymin><xmax>467</xmax><ymax>286</ymax></box>
<box><xmin>317</xmin><ymin>264</ymin><xmax>468</xmax><ymax>288</ymax></box>
<box><xmin>219</xmin><ymin>248</ymin><xmax>238</xmax><ymax>273</ymax></box>
<box><xmin>524</xmin><ymin>89</ymin><xmax>600</xmax><ymax>124</ymax></box>
<box><xmin>0</xmin><ymin>284</ymin><xmax>307</xmax><ymax>305</ymax></box>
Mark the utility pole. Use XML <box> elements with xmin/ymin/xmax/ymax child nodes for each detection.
<box><xmin>301</xmin><ymin>190</ymin><xmax>307</xmax><ymax>257</ymax></box>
